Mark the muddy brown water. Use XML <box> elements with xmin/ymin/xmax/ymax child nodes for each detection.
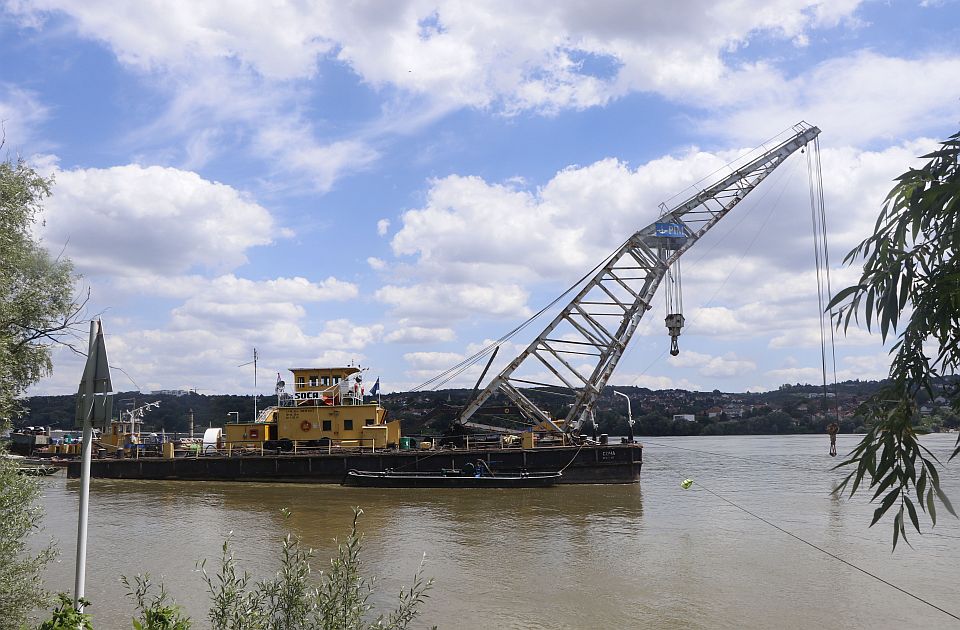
<box><xmin>32</xmin><ymin>434</ymin><xmax>960</xmax><ymax>629</ymax></box>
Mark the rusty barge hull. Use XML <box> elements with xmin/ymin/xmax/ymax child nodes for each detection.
<box><xmin>67</xmin><ymin>444</ymin><xmax>641</xmax><ymax>484</ymax></box>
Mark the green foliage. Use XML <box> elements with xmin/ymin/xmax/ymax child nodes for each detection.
<box><xmin>122</xmin><ymin>574</ymin><xmax>192</xmax><ymax>630</ymax></box>
<box><xmin>0</xmin><ymin>449</ymin><xmax>56</xmax><ymax>629</ymax></box>
<box><xmin>0</xmin><ymin>156</ymin><xmax>81</xmax><ymax>429</ymax></box>
<box><xmin>829</xmin><ymin>129</ymin><xmax>960</xmax><ymax>547</ymax></box>
<box><xmin>200</xmin><ymin>508</ymin><xmax>433</xmax><ymax>630</ymax></box>
<box><xmin>37</xmin><ymin>594</ymin><xmax>93</xmax><ymax>630</ymax></box>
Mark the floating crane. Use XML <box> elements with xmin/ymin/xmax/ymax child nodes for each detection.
<box><xmin>456</xmin><ymin>122</ymin><xmax>821</xmax><ymax>435</ymax></box>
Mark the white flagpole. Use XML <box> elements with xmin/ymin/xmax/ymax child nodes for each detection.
<box><xmin>74</xmin><ymin>320</ymin><xmax>96</xmax><ymax>611</ymax></box>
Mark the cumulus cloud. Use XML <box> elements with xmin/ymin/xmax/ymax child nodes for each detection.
<box><xmin>40</xmin><ymin>164</ymin><xmax>283</xmax><ymax>276</ymax></box>
<box><xmin>376</xmin><ymin>282</ymin><xmax>530</xmax><ymax>320</ymax></box>
<box><xmin>8</xmin><ymin>1</ymin><xmax>864</xmax><ymax>115</ymax></box>
<box><xmin>668</xmin><ymin>351</ymin><xmax>756</xmax><ymax>378</ymax></box>
<box><xmin>114</xmin><ymin>274</ymin><xmax>357</xmax><ymax>302</ymax></box>
<box><xmin>377</xmin><ymin>219</ymin><xmax>390</xmax><ymax>236</ymax></box>
<box><xmin>6</xmin><ymin>1</ymin><xmax>336</xmax><ymax>80</ymax></box>
<box><xmin>403</xmin><ymin>351</ymin><xmax>464</xmax><ymax>369</ymax></box>
<box><xmin>612</xmin><ymin>373</ymin><xmax>703</xmax><ymax>391</ymax></box>
<box><xmin>384</xmin><ymin>326</ymin><xmax>456</xmax><ymax>344</ymax></box>
<box><xmin>0</xmin><ymin>84</ymin><xmax>48</xmax><ymax>149</ymax></box>
<box><xmin>701</xmin><ymin>53</ymin><xmax>960</xmax><ymax>146</ymax></box>
<box><xmin>385</xmin><ymin>139</ymin><xmax>929</xmax><ymax>331</ymax></box>
<box><xmin>36</xmin><ymin>319</ymin><xmax>381</xmax><ymax>396</ymax></box>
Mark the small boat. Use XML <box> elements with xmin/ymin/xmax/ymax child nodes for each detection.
<box><xmin>342</xmin><ymin>466</ymin><xmax>562</xmax><ymax>488</ymax></box>
<box><xmin>17</xmin><ymin>465</ymin><xmax>59</xmax><ymax>477</ymax></box>
<box><xmin>2</xmin><ymin>454</ymin><xmax>59</xmax><ymax>476</ymax></box>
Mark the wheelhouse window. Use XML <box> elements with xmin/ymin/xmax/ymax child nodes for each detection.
<box><xmin>344</xmin><ymin>419</ymin><xmax>353</xmax><ymax>430</ymax></box>
<box><xmin>322</xmin><ymin>420</ymin><xmax>332</xmax><ymax>431</ymax></box>
<box><xmin>364</xmin><ymin>419</ymin><xmax>374</xmax><ymax>426</ymax></box>
<box><xmin>296</xmin><ymin>376</ymin><xmax>305</xmax><ymax>388</ymax></box>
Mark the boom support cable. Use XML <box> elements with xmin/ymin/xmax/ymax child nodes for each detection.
<box><xmin>411</xmin><ymin>243</ymin><xmax>627</xmax><ymax>392</ymax></box>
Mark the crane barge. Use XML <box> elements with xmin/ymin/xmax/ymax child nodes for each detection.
<box><xmin>69</xmin><ymin>122</ymin><xmax>820</xmax><ymax>485</ymax></box>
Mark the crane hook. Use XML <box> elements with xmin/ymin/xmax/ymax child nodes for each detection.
<box><xmin>665</xmin><ymin>313</ymin><xmax>684</xmax><ymax>356</ymax></box>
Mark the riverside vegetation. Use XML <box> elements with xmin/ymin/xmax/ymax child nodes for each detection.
<box><xmin>36</xmin><ymin>508</ymin><xmax>433</xmax><ymax>630</ymax></box>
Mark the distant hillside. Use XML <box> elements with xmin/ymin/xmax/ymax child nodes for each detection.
<box><xmin>21</xmin><ymin>379</ymin><xmax>958</xmax><ymax>437</ymax></box>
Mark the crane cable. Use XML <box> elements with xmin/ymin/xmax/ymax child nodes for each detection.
<box><xmin>625</xmin><ymin>157</ymin><xmax>802</xmax><ymax>385</ymax></box>
<box><xmin>410</xmin><ymin>240</ymin><xmax>628</xmax><ymax>392</ymax></box>
<box><xmin>806</xmin><ymin>138</ymin><xmax>842</xmax><ymax>455</ymax></box>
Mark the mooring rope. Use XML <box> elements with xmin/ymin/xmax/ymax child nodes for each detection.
<box><xmin>641</xmin><ymin>439</ymin><xmax>837</xmax><ymax>476</ymax></box>
<box><xmin>558</xmin><ymin>440</ymin><xmax>587</xmax><ymax>474</ymax></box>
<box><xmin>690</xmin><ymin>478</ymin><xmax>960</xmax><ymax>623</ymax></box>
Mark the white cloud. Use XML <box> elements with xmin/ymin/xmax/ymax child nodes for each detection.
<box><xmin>40</xmin><ymin>164</ymin><xmax>283</xmax><ymax>276</ymax></box>
<box><xmin>385</xmin><ymin>138</ymin><xmax>931</xmax><ymax>334</ymax></box>
<box><xmin>8</xmin><ymin>1</ymin><xmax>336</xmax><ymax>80</ymax></box>
<box><xmin>702</xmin><ymin>52</ymin><xmax>960</xmax><ymax>145</ymax></box>
<box><xmin>766</xmin><ymin>366</ymin><xmax>824</xmax><ymax>383</ymax></box>
<box><xmin>668</xmin><ymin>350</ymin><xmax>756</xmax><ymax>378</ymax></box>
<box><xmin>377</xmin><ymin>219</ymin><xmax>390</xmax><ymax>236</ymax></box>
<box><xmin>384</xmin><ymin>326</ymin><xmax>456</xmax><ymax>344</ymax></box>
<box><xmin>403</xmin><ymin>351</ymin><xmax>464</xmax><ymax>369</ymax></box>
<box><xmin>252</xmin><ymin>122</ymin><xmax>379</xmax><ymax>192</ymax></box>
<box><xmin>0</xmin><ymin>84</ymin><xmax>48</xmax><ymax>150</ymax></box>
<box><xmin>612</xmin><ymin>373</ymin><xmax>702</xmax><ymax>391</ymax></box>
<box><xmin>367</xmin><ymin>257</ymin><xmax>387</xmax><ymax>271</ymax></box>
<box><xmin>375</xmin><ymin>282</ymin><xmax>530</xmax><ymax>320</ymax></box>
<box><xmin>114</xmin><ymin>274</ymin><xmax>357</xmax><ymax>302</ymax></box>
<box><xmin>8</xmin><ymin>0</ymin><xmax>873</xmax><ymax>124</ymax></box>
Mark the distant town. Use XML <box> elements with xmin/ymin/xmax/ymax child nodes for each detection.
<box><xmin>18</xmin><ymin>379</ymin><xmax>959</xmax><ymax>437</ymax></box>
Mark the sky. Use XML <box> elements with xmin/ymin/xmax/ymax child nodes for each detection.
<box><xmin>3</xmin><ymin>0</ymin><xmax>959</xmax><ymax>402</ymax></box>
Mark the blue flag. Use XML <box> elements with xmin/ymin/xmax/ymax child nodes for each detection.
<box><xmin>370</xmin><ymin>378</ymin><xmax>380</xmax><ymax>396</ymax></box>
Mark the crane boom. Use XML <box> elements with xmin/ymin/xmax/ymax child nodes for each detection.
<box><xmin>457</xmin><ymin>122</ymin><xmax>821</xmax><ymax>433</ymax></box>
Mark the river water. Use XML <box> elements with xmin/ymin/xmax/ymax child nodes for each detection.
<box><xmin>31</xmin><ymin>434</ymin><xmax>960</xmax><ymax>629</ymax></box>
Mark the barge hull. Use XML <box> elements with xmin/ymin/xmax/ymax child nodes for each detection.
<box><xmin>67</xmin><ymin>444</ymin><xmax>641</xmax><ymax>484</ymax></box>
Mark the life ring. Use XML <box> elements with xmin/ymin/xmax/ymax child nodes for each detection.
<box><xmin>300</xmin><ymin>420</ymin><xmax>312</xmax><ymax>432</ymax></box>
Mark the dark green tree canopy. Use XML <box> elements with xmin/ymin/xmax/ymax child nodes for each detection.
<box><xmin>1</xmin><ymin>153</ymin><xmax>80</xmax><ymax>629</ymax></box>
<box><xmin>829</xmin><ymin>130</ymin><xmax>959</xmax><ymax>548</ymax></box>
<box><xmin>1</xmin><ymin>156</ymin><xmax>82</xmax><ymax>427</ymax></box>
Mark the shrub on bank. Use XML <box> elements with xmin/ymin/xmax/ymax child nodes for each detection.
<box><xmin>37</xmin><ymin>508</ymin><xmax>433</xmax><ymax>630</ymax></box>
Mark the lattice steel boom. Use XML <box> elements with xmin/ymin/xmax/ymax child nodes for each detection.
<box><xmin>458</xmin><ymin>122</ymin><xmax>821</xmax><ymax>433</ymax></box>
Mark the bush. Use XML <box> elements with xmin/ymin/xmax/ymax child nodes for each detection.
<box><xmin>201</xmin><ymin>507</ymin><xmax>433</xmax><ymax>630</ymax></box>
<box><xmin>0</xmin><ymin>449</ymin><xmax>56</xmax><ymax>630</ymax></box>
<box><xmin>38</xmin><ymin>508</ymin><xmax>433</xmax><ymax>629</ymax></box>
<box><xmin>37</xmin><ymin>594</ymin><xmax>93</xmax><ymax>630</ymax></box>
<box><xmin>122</xmin><ymin>574</ymin><xmax>191</xmax><ymax>630</ymax></box>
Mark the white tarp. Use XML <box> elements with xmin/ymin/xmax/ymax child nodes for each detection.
<box><xmin>202</xmin><ymin>427</ymin><xmax>223</xmax><ymax>452</ymax></box>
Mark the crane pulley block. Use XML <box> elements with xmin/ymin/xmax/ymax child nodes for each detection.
<box><xmin>665</xmin><ymin>313</ymin><xmax>684</xmax><ymax>356</ymax></box>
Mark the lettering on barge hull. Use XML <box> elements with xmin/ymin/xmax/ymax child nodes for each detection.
<box><xmin>67</xmin><ymin>445</ymin><xmax>643</xmax><ymax>485</ymax></box>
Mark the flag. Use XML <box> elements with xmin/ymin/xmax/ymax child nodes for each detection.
<box><xmin>370</xmin><ymin>378</ymin><xmax>380</xmax><ymax>396</ymax></box>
